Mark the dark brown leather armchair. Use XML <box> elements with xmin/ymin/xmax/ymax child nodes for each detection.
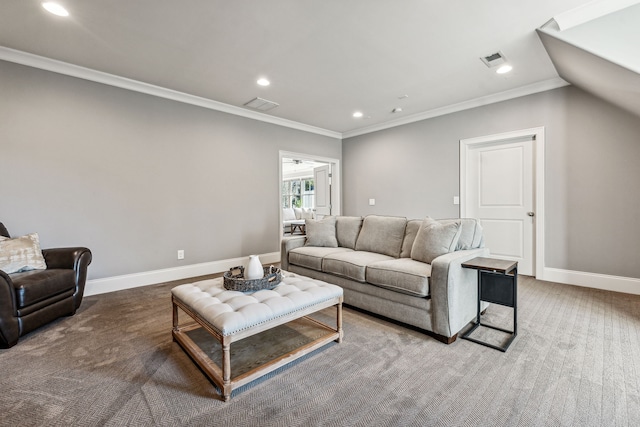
<box><xmin>0</xmin><ymin>222</ymin><xmax>92</xmax><ymax>348</ymax></box>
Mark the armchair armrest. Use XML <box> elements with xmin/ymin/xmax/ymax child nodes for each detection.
<box><xmin>0</xmin><ymin>270</ymin><xmax>20</xmax><ymax>348</ymax></box>
<box><xmin>42</xmin><ymin>247</ymin><xmax>92</xmax><ymax>310</ymax></box>
<box><xmin>429</xmin><ymin>247</ymin><xmax>490</xmax><ymax>338</ymax></box>
<box><xmin>42</xmin><ymin>247</ymin><xmax>92</xmax><ymax>270</ymax></box>
<box><xmin>280</xmin><ymin>236</ymin><xmax>306</xmax><ymax>270</ymax></box>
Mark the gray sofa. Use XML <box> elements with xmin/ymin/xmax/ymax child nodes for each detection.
<box><xmin>281</xmin><ymin>215</ymin><xmax>489</xmax><ymax>343</ymax></box>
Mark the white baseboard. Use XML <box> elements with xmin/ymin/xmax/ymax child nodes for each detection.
<box><xmin>84</xmin><ymin>252</ymin><xmax>281</xmax><ymax>296</ymax></box>
<box><xmin>85</xmin><ymin>255</ymin><xmax>640</xmax><ymax>297</ymax></box>
<box><xmin>541</xmin><ymin>267</ymin><xmax>640</xmax><ymax>295</ymax></box>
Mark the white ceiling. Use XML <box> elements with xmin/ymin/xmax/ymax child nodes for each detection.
<box><xmin>0</xmin><ymin>0</ymin><xmax>632</xmax><ymax>138</ymax></box>
<box><xmin>282</xmin><ymin>158</ymin><xmax>325</xmax><ymax>178</ymax></box>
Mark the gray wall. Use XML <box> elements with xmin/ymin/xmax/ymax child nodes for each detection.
<box><xmin>0</xmin><ymin>60</ymin><xmax>341</xmax><ymax>279</ymax></box>
<box><xmin>343</xmin><ymin>86</ymin><xmax>640</xmax><ymax>279</ymax></box>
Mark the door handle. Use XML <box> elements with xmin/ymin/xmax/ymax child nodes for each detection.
<box><xmin>527</xmin><ymin>212</ymin><xmax>535</xmax><ymax>217</ymax></box>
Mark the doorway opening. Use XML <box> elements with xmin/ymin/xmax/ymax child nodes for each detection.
<box><xmin>279</xmin><ymin>151</ymin><xmax>340</xmax><ymax>237</ymax></box>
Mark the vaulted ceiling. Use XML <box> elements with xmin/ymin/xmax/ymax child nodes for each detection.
<box><xmin>1</xmin><ymin>0</ymin><xmax>638</xmax><ymax>139</ymax></box>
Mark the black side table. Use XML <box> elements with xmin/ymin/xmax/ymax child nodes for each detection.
<box><xmin>461</xmin><ymin>257</ymin><xmax>517</xmax><ymax>352</ymax></box>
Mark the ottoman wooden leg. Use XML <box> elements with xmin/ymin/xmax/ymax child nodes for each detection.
<box><xmin>336</xmin><ymin>302</ymin><xmax>343</xmax><ymax>343</ymax></box>
<box><xmin>172</xmin><ymin>300</ymin><xmax>179</xmax><ymax>341</ymax></box>
<box><xmin>222</xmin><ymin>340</ymin><xmax>231</xmax><ymax>402</ymax></box>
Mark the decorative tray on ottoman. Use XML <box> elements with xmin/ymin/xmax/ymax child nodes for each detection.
<box><xmin>223</xmin><ymin>265</ymin><xmax>282</xmax><ymax>292</ymax></box>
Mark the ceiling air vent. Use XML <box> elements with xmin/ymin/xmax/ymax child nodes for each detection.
<box><xmin>480</xmin><ymin>51</ymin><xmax>506</xmax><ymax>68</ymax></box>
<box><xmin>244</xmin><ymin>97</ymin><xmax>279</xmax><ymax>111</ymax></box>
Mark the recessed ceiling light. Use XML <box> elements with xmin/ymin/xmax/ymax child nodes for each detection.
<box><xmin>496</xmin><ymin>64</ymin><xmax>513</xmax><ymax>74</ymax></box>
<box><xmin>353</xmin><ymin>111</ymin><xmax>363</xmax><ymax>118</ymax></box>
<box><xmin>257</xmin><ymin>78</ymin><xmax>270</xmax><ymax>87</ymax></box>
<box><xmin>42</xmin><ymin>2</ymin><xmax>69</xmax><ymax>17</ymax></box>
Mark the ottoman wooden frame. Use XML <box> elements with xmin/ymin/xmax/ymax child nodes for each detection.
<box><xmin>171</xmin><ymin>278</ymin><xmax>343</xmax><ymax>402</ymax></box>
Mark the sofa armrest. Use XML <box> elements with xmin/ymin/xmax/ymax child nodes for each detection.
<box><xmin>429</xmin><ymin>247</ymin><xmax>490</xmax><ymax>338</ymax></box>
<box><xmin>0</xmin><ymin>270</ymin><xmax>20</xmax><ymax>348</ymax></box>
<box><xmin>280</xmin><ymin>236</ymin><xmax>306</xmax><ymax>270</ymax></box>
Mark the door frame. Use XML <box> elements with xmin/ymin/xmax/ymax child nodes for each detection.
<box><xmin>459</xmin><ymin>127</ymin><xmax>545</xmax><ymax>278</ymax></box>
<box><xmin>279</xmin><ymin>150</ymin><xmax>341</xmax><ymax>236</ymax></box>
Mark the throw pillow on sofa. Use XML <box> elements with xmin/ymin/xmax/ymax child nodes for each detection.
<box><xmin>0</xmin><ymin>232</ymin><xmax>47</xmax><ymax>274</ymax></box>
<box><xmin>305</xmin><ymin>216</ymin><xmax>338</xmax><ymax>247</ymax></box>
<box><xmin>411</xmin><ymin>217</ymin><xmax>462</xmax><ymax>264</ymax></box>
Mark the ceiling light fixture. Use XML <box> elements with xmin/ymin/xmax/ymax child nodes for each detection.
<box><xmin>496</xmin><ymin>64</ymin><xmax>513</xmax><ymax>74</ymax></box>
<box><xmin>257</xmin><ymin>78</ymin><xmax>270</xmax><ymax>87</ymax></box>
<box><xmin>42</xmin><ymin>2</ymin><xmax>69</xmax><ymax>16</ymax></box>
<box><xmin>353</xmin><ymin>111</ymin><xmax>363</xmax><ymax>118</ymax></box>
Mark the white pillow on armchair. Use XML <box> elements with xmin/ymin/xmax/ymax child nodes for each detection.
<box><xmin>283</xmin><ymin>208</ymin><xmax>296</xmax><ymax>221</ymax></box>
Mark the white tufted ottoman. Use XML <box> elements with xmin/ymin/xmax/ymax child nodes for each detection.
<box><xmin>171</xmin><ymin>271</ymin><xmax>343</xmax><ymax>401</ymax></box>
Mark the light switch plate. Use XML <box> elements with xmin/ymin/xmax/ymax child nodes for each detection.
<box><xmin>369</xmin><ymin>198</ymin><xmax>376</xmax><ymax>206</ymax></box>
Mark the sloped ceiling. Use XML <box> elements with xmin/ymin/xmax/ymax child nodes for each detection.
<box><xmin>537</xmin><ymin>2</ymin><xmax>640</xmax><ymax>118</ymax></box>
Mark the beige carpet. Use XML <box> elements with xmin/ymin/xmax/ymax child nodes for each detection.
<box><xmin>1</xmin><ymin>275</ymin><xmax>639</xmax><ymax>426</ymax></box>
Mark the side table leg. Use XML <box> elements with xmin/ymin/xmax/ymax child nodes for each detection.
<box><xmin>513</xmin><ymin>267</ymin><xmax>518</xmax><ymax>336</ymax></box>
<box><xmin>476</xmin><ymin>270</ymin><xmax>482</xmax><ymax>325</ymax></box>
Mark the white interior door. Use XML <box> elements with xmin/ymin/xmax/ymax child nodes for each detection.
<box><xmin>313</xmin><ymin>165</ymin><xmax>332</xmax><ymax>218</ymax></box>
<box><xmin>461</xmin><ymin>134</ymin><xmax>535</xmax><ymax>275</ymax></box>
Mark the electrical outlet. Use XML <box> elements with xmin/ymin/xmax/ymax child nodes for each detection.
<box><xmin>177</xmin><ymin>250</ymin><xmax>184</xmax><ymax>260</ymax></box>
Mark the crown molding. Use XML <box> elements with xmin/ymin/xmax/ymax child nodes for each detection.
<box><xmin>1</xmin><ymin>46</ymin><xmax>571</xmax><ymax>142</ymax></box>
<box><xmin>341</xmin><ymin>77</ymin><xmax>569</xmax><ymax>139</ymax></box>
<box><xmin>0</xmin><ymin>46</ymin><xmax>342</xmax><ymax>140</ymax></box>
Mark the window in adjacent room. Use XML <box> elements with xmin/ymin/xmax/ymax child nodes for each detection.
<box><xmin>282</xmin><ymin>178</ymin><xmax>314</xmax><ymax>208</ymax></box>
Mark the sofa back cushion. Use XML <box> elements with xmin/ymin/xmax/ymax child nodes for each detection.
<box><xmin>438</xmin><ymin>218</ymin><xmax>483</xmax><ymax>250</ymax></box>
<box><xmin>400</xmin><ymin>219</ymin><xmax>422</xmax><ymax>258</ymax></box>
<box><xmin>305</xmin><ymin>216</ymin><xmax>338</xmax><ymax>247</ymax></box>
<box><xmin>355</xmin><ymin>215</ymin><xmax>407</xmax><ymax>258</ymax></box>
<box><xmin>336</xmin><ymin>216</ymin><xmax>363</xmax><ymax>249</ymax></box>
<box><xmin>411</xmin><ymin>217</ymin><xmax>462</xmax><ymax>264</ymax></box>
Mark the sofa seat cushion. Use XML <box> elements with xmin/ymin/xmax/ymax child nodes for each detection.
<box><xmin>323</xmin><ymin>251</ymin><xmax>394</xmax><ymax>283</ymax></box>
<box><xmin>289</xmin><ymin>247</ymin><xmax>353</xmax><ymax>271</ymax></box>
<box><xmin>10</xmin><ymin>269</ymin><xmax>76</xmax><ymax>308</ymax></box>
<box><xmin>366</xmin><ymin>258</ymin><xmax>432</xmax><ymax>297</ymax></box>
